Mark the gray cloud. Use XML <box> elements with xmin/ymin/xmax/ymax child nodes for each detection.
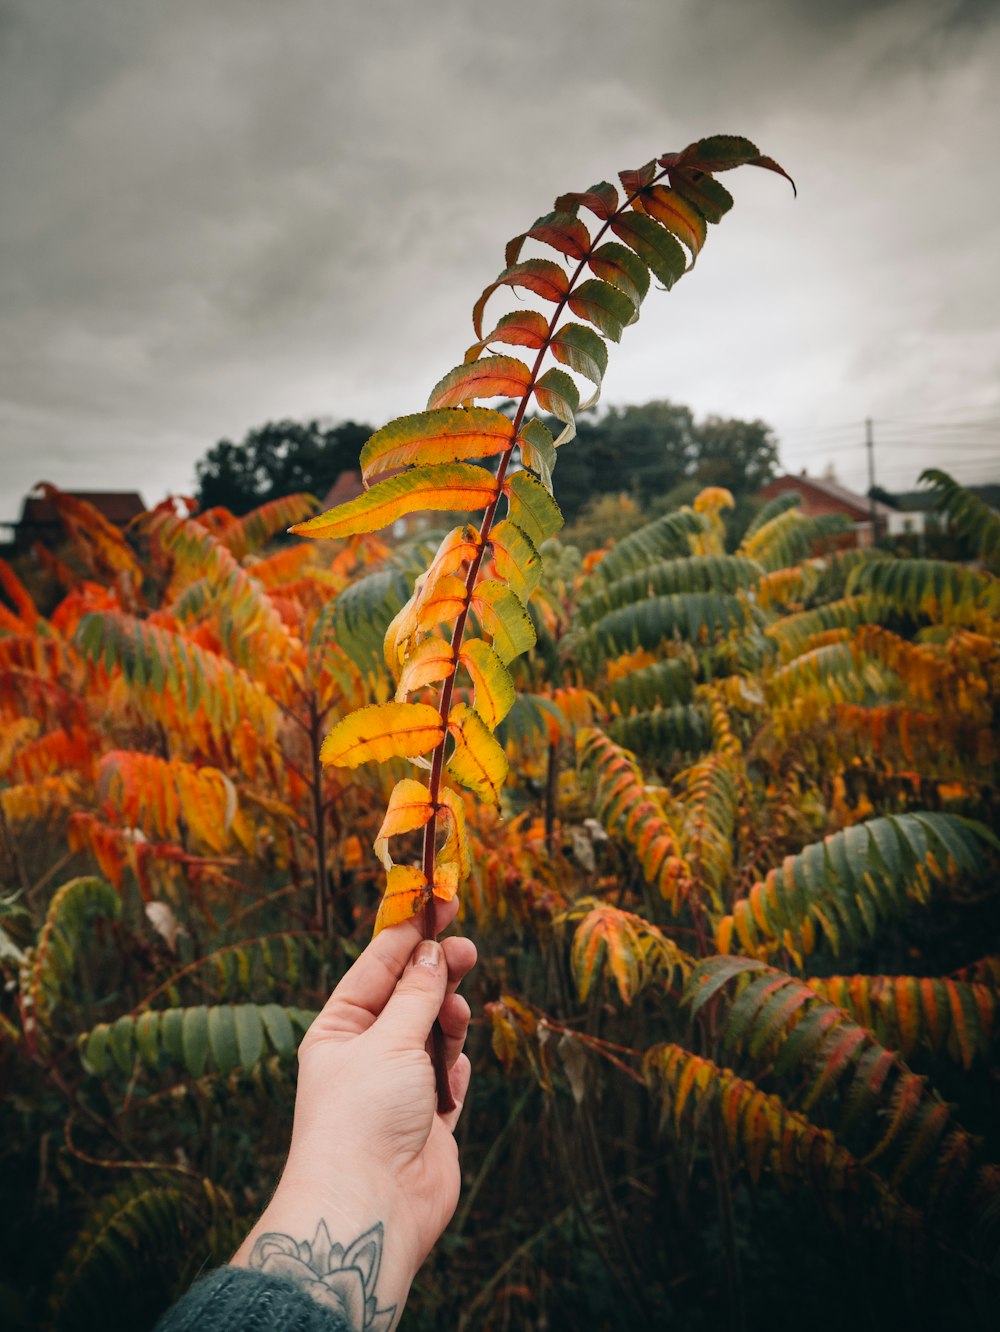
<box><xmin>1</xmin><ymin>0</ymin><xmax>997</xmax><ymax>522</ymax></box>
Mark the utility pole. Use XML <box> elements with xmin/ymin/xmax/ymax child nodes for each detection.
<box><xmin>865</xmin><ymin>416</ymin><xmax>878</xmax><ymax>547</ymax></box>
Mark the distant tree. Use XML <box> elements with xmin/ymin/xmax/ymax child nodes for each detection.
<box><xmin>692</xmin><ymin>415</ymin><xmax>780</xmax><ymax>493</ymax></box>
<box><xmin>539</xmin><ymin>402</ymin><xmax>777</xmax><ymax>524</ymax></box>
<box><xmin>194</xmin><ymin>419</ymin><xmax>373</xmax><ymax>514</ymax></box>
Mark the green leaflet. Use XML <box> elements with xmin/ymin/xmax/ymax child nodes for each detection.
<box><xmin>506</xmin><ymin>469</ymin><xmax>563</xmax><ymax>547</ymax></box>
<box><xmin>472</xmin><ymin>580</ymin><xmax>537</xmax><ymax>664</ymax></box>
<box><xmin>676</xmin><ymin>135</ymin><xmax>796</xmax><ymax>194</ymax></box>
<box><xmin>666</xmin><ymin>169</ymin><xmax>734</xmax><ymax>224</ymax></box>
<box><xmin>29</xmin><ymin>876</ymin><xmax>121</xmax><ymax>1029</ymax></box>
<box><xmin>549</xmin><ymin>322</ymin><xmax>608</xmax><ymax>402</ymax></box>
<box><xmin>518</xmin><ymin>419</ymin><xmax>557</xmax><ymax>492</ymax></box>
<box><xmin>489</xmin><ymin>520</ymin><xmax>542</xmax><ymax>601</ymax></box>
<box><xmin>460</xmin><ymin>638</ymin><xmax>516</xmax><ymax>730</ymax></box>
<box><xmin>183</xmin><ymin>1006</ymin><xmax>209</xmax><ymax>1078</ymax></box>
<box><xmin>588</xmin><ymin>241</ymin><xmax>649</xmax><ymax>308</ymax></box>
<box><xmin>610</xmin><ymin>213</ymin><xmax>687</xmax><ymax>290</ymax></box>
<box><xmin>567</xmin><ymin>279</ymin><xmax>634</xmax><ymax>342</ymax></box>
<box><xmin>534</xmin><ymin>368</ymin><xmax>579</xmax><ymax>445</ymax></box>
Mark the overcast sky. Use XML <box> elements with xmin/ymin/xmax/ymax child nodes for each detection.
<box><xmin>1</xmin><ymin>0</ymin><xmax>998</xmax><ymax>525</ymax></box>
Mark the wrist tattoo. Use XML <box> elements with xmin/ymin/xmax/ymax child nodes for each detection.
<box><xmin>249</xmin><ymin>1219</ymin><xmax>397</xmax><ymax>1331</ymax></box>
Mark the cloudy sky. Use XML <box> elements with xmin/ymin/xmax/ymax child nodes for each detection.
<box><xmin>1</xmin><ymin>0</ymin><xmax>998</xmax><ymax>524</ymax></box>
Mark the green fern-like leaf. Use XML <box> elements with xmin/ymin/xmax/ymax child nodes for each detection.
<box><xmin>608</xmin><ymin>704</ymin><xmax>713</xmax><ymax>761</ymax></box>
<box><xmin>76</xmin><ymin>612</ymin><xmax>280</xmax><ymax>741</ymax></box>
<box><xmin>806</xmin><ymin>974</ymin><xmax>996</xmax><ymax>1070</ymax></box>
<box><xmin>588</xmin><ymin>508</ymin><xmax>707</xmax><ymax>582</ymax></box>
<box><xmin>848</xmin><ymin>556</ymin><xmax>1000</xmax><ymax>626</ymax></box>
<box><xmin>50</xmin><ymin>1175</ymin><xmax>236</xmax><ymax>1332</ymax></box>
<box><xmin>740</xmin><ymin>508</ymin><xmax>851</xmax><ymax>572</ymax></box>
<box><xmin>577</xmin><ymin>555</ymin><xmax>761</xmax><ymax>627</ymax></box>
<box><xmin>609</xmin><ymin>657</ymin><xmax>694</xmax><ymax>713</ymax></box>
<box><xmin>581</xmin><ymin>591</ymin><xmax>754</xmax><ymax>661</ymax></box>
<box><xmin>686</xmin><ymin>959</ymin><xmax>997</xmax><ymax>1215</ymax></box>
<box><xmin>920</xmin><ymin>468</ymin><xmax>1000</xmax><ymax>570</ymax></box>
<box><xmin>26</xmin><ymin>876</ymin><xmax>121</xmax><ymax>1036</ymax></box>
<box><xmin>80</xmin><ymin>1003</ymin><xmax>315</xmax><ymax>1079</ymax></box>
<box><xmin>717</xmin><ymin>812</ymin><xmax>997</xmax><ymax>959</ymax></box>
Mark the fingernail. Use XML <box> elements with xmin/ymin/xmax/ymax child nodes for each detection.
<box><xmin>412</xmin><ymin>939</ymin><xmax>442</xmax><ymax>970</ymax></box>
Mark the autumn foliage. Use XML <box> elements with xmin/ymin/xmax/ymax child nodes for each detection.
<box><xmin>2</xmin><ymin>139</ymin><xmax>999</xmax><ymax>1330</ymax></box>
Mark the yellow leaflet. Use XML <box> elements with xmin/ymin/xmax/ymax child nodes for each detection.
<box><xmin>359</xmin><ymin>408</ymin><xmax>516</xmax><ymax>484</ymax></box>
<box><xmin>373</xmin><ymin>778</ymin><xmax>435</xmax><ymax>871</ymax></box>
<box><xmin>504</xmin><ymin>469</ymin><xmax>563</xmax><ymax>546</ymax></box>
<box><xmin>437</xmin><ymin>786</ymin><xmax>472</xmax><ymax>878</ymax></box>
<box><xmin>470</xmin><ymin>580</ymin><xmax>536</xmax><ymax>664</ymax></box>
<box><xmin>320</xmin><ymin>702</ymin><xmax>444</xmax><ymax>768</ymax></box>
<box><xmin>489</xmin><ymin>520</ymin><xmax>542</xmax><ymax>601</ymax></box>
<box><xmin>374</xmin><ymin>864</ymin><xmax>429</xmax><ymax>935</ymax></box>
<box><xmin>434</xmin><ymin>860</ymin><xmax>460</xmax><ymax>901</ymax></box>
<box><xmin>459</xmin><ymin>638</ymin><xmax>516</xmax><ymax>729</ymax></box>
<box><xmin>395</xmin><ymin>636</ymin><xmax>455</xmax><ymax>699</ymax></box>
<box><xmin>447</xmin><ymin>703</ymin><xmax>509</xmax><ymax>806</ymax></box>
<box><xmin>289</xmin><ymin>464</ymin><xmax>499</xmax><ymax>541</ymax></box>
<box><xmin>383</xmin><ymin>525</ymin><xmax>480</xmax><ymax>675</ymax></box>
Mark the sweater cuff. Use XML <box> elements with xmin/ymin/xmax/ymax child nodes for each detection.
<box><xmin>154</xmin><ymin>1266</ymin><xmax>350</xmax><ymax>1332</ymax></box>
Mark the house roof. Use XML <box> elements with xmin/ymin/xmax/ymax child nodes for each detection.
<box><xmin>321</xmin><ymin>470</ymin><xmax>366</xmax><ymax>510</ymax></box>
<box><xmin>18</xmin><ymin>490</ymin><xmax>147</xmax><ymax>525</ymax></box>
<box><xmin>761</xmin><ymin>473</ymin><xmax>894</xmax><ymax>520</ymax></box>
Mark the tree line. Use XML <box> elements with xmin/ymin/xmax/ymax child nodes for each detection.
<box><xmin>193</xmin><ymin>401</ymin><xmax>780</xmax><ymax>526</ymax></box>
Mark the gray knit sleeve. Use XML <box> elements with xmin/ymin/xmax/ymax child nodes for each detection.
<box><xmin>154</xmin><ymin>1266</ymin><xmax>350</xmax><ymax>1332</ymax></box>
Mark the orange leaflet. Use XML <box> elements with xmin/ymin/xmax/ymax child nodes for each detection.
<box><xmin>290</xmin><ymin>464</ymin><xmax>500</xmax><ymax>541</ymax></box>
<box><xmin>427</xmin><ymin>356</ymin><xmax>533</xmax><ymax>410</ymax></box>
<box><xmin>466</xmin><ymin>309</ymin><xmax>550</xmax><ymax>360</ymax></box>
<box><xmin>374</xmin><ymin>864</ymin><xmax>430</xmax><ymax>934</ymax></box>
<box><xmin>415</xmin><ymin>574</ymin><xmax>470</xmax><ymax>633</ymax></box>
<box><xmin>359</xmin><ymin>408</ymin><xmax>516</xmax><ymax>485</ymax></box>
<box><xmin>373</xmin><ymin>778</ymin><xmax>435</xmax><ymax>870</ymax></box>
<box><xmin>396</xmin><ymin>636</ymin><xmax>456</xmax><ymax>698</ymax></box>
<box><xmin>436</xmin><ymin>785</ymin><xmax>471</xmax><ymax>878</ymax></box>
<box><xmin>384</xmin><ymin>527</ymin><xmax>480</xmax><ymax>675</ymax></box>
<box><xmin>372</xmin><ymin>859</ymin><xmax>462</xmax><ymax>933</ymax></box>
<box><xmin>320</xmin><ymin>702</ymin><xmax>445</xmax><ymax>768</ymax></box>
<box><xmin>472</xmin><ymin>261</ymin><xmax>570</xmax><ymax>339</ymax></box>
<box><xmin>554</xmin><ymin>181</ymin><xmax>619</xmax><ymax>219</ymax></box>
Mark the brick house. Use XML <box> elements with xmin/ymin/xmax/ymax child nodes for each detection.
<box><xmin>757</xmin><ymin>471</ymin><xmax>894</xmax><ymax>548</ymax></box>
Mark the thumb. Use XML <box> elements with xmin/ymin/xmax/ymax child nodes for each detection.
<box><xmin>374</xmin><ymin>939</ymin><xmax>447</xmax><ymax>1048</ymax></box>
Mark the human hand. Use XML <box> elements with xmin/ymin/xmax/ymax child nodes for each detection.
<box><xmin>230</xmin><ymin>899</ymin><xmax>476</xmax><ymax>1327</ymax></box>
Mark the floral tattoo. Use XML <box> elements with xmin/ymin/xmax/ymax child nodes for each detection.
<box><xmin>249</xmin><ymin>1220</ymin><xmax>396</xmax><ymax>1331</ymax></box>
